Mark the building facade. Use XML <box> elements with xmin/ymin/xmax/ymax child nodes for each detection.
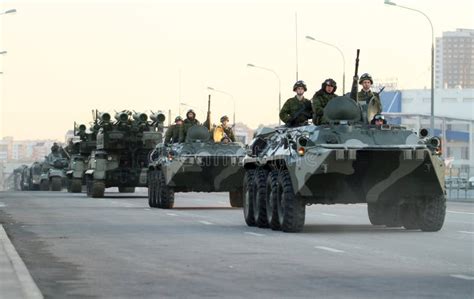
<box><xmin>435</xmin><ymin>28</ymin><xmax>474</xmax><ymax>89</ymax></box>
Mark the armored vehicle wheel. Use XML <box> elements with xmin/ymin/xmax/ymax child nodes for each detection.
<box><xmin>276</xmin><ymin>169</ymin><xmax>305</xmax><ymax>233</ymax></box>
<box><xmin>66</xmin><ymin>179</ymin><xmax>71</xmax><ymax>192</ymax></box>
<box><xmin>40</xmin><ymin>180</ymin><xmax>49</xmax><ymax>191</ymax></box>
<box><xmin>91</xmin><ymin>180</ymin><xmax>105</xmax><ymax>198</ymax></box>
<box><xmin>400</xmin><ymin>203</ymin><xmax>419</xmax><ymax>230</ymax></box>
<box><xmin>86</xmin><ymin>177</ymin><xmax>93</xmax><ymax>197</ymax></box>
<box><xmin>367</xmin><ymin>203</ymin><xmax>384</xmax><ymax>225</ymax></box>
<box><xmin>51</xmin><ymin>177</ymin><xmax>62</xmax><ymax>191</ymax></box>
<box><xmin>383</xmin><ymin>205</ymin><xmax>402</xmax><ymax>227</ymax></box>
<box><xmin>229</xmin><ymin>191</ymin><xmax>243</xmax><ymax>208</ymax></box>
<box><xmin>243</xmin><ymin>169</ymin><xmax>256</xmax><ymax>226</ymax></box>
<box><xmin>70</xmin><ymin>179</ymin><xmax>82</xmax><ymax>193</ymax></box>
<box><xmin>157</xmin><ymin>170</ymin><xmax>174</xmax><ymax>209</ymax></box>
<box><xmin>147</xmin><ymin>171</ymin><xmax>155</xmax><ymax>207</ymax></box>
<box><xmin>254</xmin><ymin>168</ymin><xmax>269</xmax><ymax>228</ymax></box>
<box><xmin>266</xmin><ymin>170</ymin><xmax>280</xmax><ymax>231</ymax></box>
<box><xmin>119</xmin><ymin>187</ymin><xmax>135</xmax><ymax>193</ymax></box>
<box><xmin>417</xmin><ymin>195</ymin><xmax>446</xmax><ymax>232</ymax></box>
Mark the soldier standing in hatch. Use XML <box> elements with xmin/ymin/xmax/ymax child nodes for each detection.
<box><xmin>279</xmin><ymin>80</ymin><xmax>312</xmax><ymax>126</ymax></box>
<box><xmin>357</xmin><ymin>73</ymin><xmax>382</xmax><ymax>113</ymax></box>
<box><xmin>164</xmin><ymin>116</ymin><xmax>184</xmax><ymax>144</ymax></box>
<box><xmin>183</xmin><ymin>109</ymin><xmax>200</xmax><ymax>135</ymax></box>
<box><xmin>213</xmin><ymin>115</ymin><xmax>235</xmax><ymax>143</ymax></box>
<box><xmin>311</xmin><ymin>78</ymin><xmax>338</xmax><ymax>125</ymax></box>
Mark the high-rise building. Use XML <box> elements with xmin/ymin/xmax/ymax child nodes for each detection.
<box><xmin>435</xmin><ymin>28</ymin><xmax>474</xmax><ymax>89</ymax></box>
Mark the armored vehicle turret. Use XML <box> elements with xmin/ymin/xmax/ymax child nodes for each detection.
<box><xmin>242</xmin><ymin>95</ymin><xmax>446</xmax><ymax>233</ymax></box>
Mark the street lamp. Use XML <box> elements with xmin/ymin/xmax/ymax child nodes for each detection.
<box><xmin>0</xmin><ymin>9</ymin><xmax>16</xmax><ymax>15</ymax></box>
<box><xmin>207</xmin><ymin>86</ymin><xmax>235</xmax><ymax>127</ymax></box>
<box><xmin>246</xmin><ymin>63</ymin><xmax>282</xmax><ymax>125</ymax></box>
<box><xmin>179</xmin><ymin>102</ymin><xmax>204</xmax><ymax>117</ymax></box>
<box><xmin>0</xmin><ymin>51</ymin><xmax>7</xmax><ymax>55</ymax></box>
<box><xmin>305</xmin><ymin>35</ymin><xmax>346</xmax><ymax>94</ymax></box>
<box><xmin>384</xmin><ymin>0</ymin><xmax>435</xmax><ymax>134</ymax></box>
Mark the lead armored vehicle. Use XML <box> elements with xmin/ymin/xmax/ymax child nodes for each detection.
<box><xmin>85</xmin><ymin>110</ymin><xmax>165</xmax><ymax>197</ymax></box>
<box><xmin>147</xmin><ymin>124</ymin><xmax>246</xmax><ymax>208</ymax></box>
<box><xmin>242</xmin><ymin>95</ymin><xmax>446</xmax><ymax>233</ymax></box>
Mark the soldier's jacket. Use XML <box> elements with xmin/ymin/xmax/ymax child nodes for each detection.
<box><xmin>279</xmin><ymin>96</ymin><xmax>312</xmax><ymax>126</ymax></box>
<box><xmin>311</xmin><ymin>90</ymin><xmax>338</xmax><ymax>125</ymax></box>
<box><xmin>183</xmin><ymin>118</ymin><xmax>200</xmax><ymax>135</ymax></box>
<box><xmin>357</xmin><ymin>90</ymin><xmax>382</xmax><ymax>113</ymax></box>
<box><xmin>213</xmin><ymin>125</ymin><xmax>235</xmax><ymax>142</ymax></box>
<box><xmin>164</xmin><ymin>124</ymin><xmax>184</xmax><ymax>144</ymax></box>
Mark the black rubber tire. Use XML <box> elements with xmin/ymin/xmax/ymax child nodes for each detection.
<box><xmin>119</xmin><ymin>187</ymin><xmax>135</xmax><ymax>193</ymax></box>
<box><xmin>384</xmin><ymin>205</ymin><xmax>402</xmax><ymax>227</ymax></box>
<box><xmin>400</xmin><ymin>203</ymin><xmax>419</xmax><ymax>230</ymax></box>
<box><xmin>367</xmin><ymin>203</ymin><xmax>384</xmax><ymax>225</ymax></box>
<box><xmin>91</xmin><ymin>180</ymin><xmax>105</xmax><ymax>198</ymax></box>
<box><xmin>51</xmin><ymin>177</ymin><xmax>62</xmax><ymax>191</ymax></box>
<box><xmin>70</xmin><ymin>178</ymin><xmax>82</xmax><ymax>193</ymax></box>
<box><xmin>243</xmin><ymin>169</ymin><xmax>256</xmax><ymax>227</ymax></box>
<box><xmin>276</xmin><ymin>169</ymin><xmax>305</xmax><ymax>233</ymax></box>
<box><xmin>265</xmin><ymin>170</ymin><xmax>280</xmax><ymax>231</ymax></box>
<box><xmin>253</xmin><ymin>168</ymin><xmax>269</xmax><ymax>228</ymax></box>
<box><xmin>158</xmin><ymin>170</ymin><xmax>174</xmax><ymax>209</ymax></box>
<box><xmin>40</xmin><ymin>180</ymin><xmax>49</xmax><ymax>191</ymax></box>
<box><xmin>86</xmin><ymin>176</ymin><xmax>93</xmax><ymax>197</ymax></box>
<box><xmin>229</xmin><ymin>191</ymin><xmax>243</xmax><ymax>208</ymax></box>
<box><xmin>418</xmin><ymin>195</ymin><xmax>446</xmax><ymax>232</ymax></box>
<box><xmin>147</xmin><ymin>171</ymin><xmax>155</xmax><ymax>208</ymax></box>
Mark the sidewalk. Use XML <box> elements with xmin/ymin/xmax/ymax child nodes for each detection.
<box><xmin>0</xmin><ymin>224</ymin><xmax>43</xmax><ymax>299</ymax></box>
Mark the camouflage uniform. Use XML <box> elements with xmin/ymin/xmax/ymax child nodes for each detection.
<box><xmin>279</xmin><ymin>96</ymin><xmax>312</xmax><ymax>126</ymax></box>
<box><xmin>311</xmin><ymin>91</ymin><xmax>338</xmax><ymax>125</ymax></box>
<box><xmin>183</xmin><ymin>118</ymin><xmax>200</xmax><ymax>135</ymax></box>
<box><xmin>164</xmin><ymin>124</ymin><xmax>184</xmax><ymax>144</ymax></box>
<box><xmin>357</xmin><ymin>90</ymin><xmax>382</xmax><ymax>114</ymax></box>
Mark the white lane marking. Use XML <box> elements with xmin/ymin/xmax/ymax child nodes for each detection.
<box><xmin>199</xmin><ymin>220</ymin><xmax>213</xmax><ymax>225</ymax></box>
<box><xmin>166</xmin><ymin>213</ymin><xmax>178</xmax><ymax>217</ymax></box>
<box><xmin>0</xmin><ymin>202</ymin><xmax>5</xmax><ymax>208</ymax></box>
<box><xmin>321</xmin><ymin>213</ymin><xmax>338</xmax><ymax>217</ymax></box>
<box><xmin>450</xmin><ymin>274</ymin><xmax>474</xmax><ymax>281</ymax></box>
<box><xmin>144</xmin><ymin>208</ymin><xmax>151</xmax><ymax>211</ymax></box>
<box><xmin>458</xmin><ymin>231</ymin><xmax>474</xmax><ymax>235</ymax></box>
<box><xmin>217</xmin><ymin>201</ymin><xmax>226</xmax><ymax>204</ymax></box>
<box><xmin>447</xmin><ymin>210</ymin><xmax>474</xmax><ymax>215</ymax></box>
<box><xmin>244</xmin><ymin>232</ymin><xmax>265</xmax><ymax>237</ymax></box>
<box><xmin>315</xmin><ymin>246</ymin><xmax>345</xmax><ymax>253</ymax></box>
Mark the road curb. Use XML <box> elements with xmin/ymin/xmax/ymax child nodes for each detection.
<box><xmin>0</xmin><ymin>224</ymin><xmax>43</xmax><ymax>299</ymax></box>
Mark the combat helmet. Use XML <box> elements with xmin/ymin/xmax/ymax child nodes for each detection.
<box><xmin>321</xmin><ymin>78</ymin><xmax>337</xmax><ymax>93</ymax></box>
<box><xmin>359</xmin><ymin>73</ymin><xmax>373</xmax><ymax>85</ymax></box>
<box><xmin>293</xmin><ymin>80</ymin><xmax>307</xmax><ymax>92</ymax></box>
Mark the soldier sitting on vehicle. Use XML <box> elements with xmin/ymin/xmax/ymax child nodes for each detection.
<box><xmin>312</xmin><ymin>78</ymin><xmax>338</xmax><ymax>125</ymax></box>
<box><xmin>213</xmin><ymin>115</ymin><xmax>235</xmax><ymax>143</ymax></box>
<box><xmin>279</xmin><ymin>80</ymin><xmax>313</xmax><ymax>127</ymax></box>
<box><xmin>370</xmin><ymin>114</ymin><xmax>387</xmax><ymax>126</ymax></box>
<box><xmin>183</xmin><ymin>109</ymin><xmax>200</xmax><ymax>137</ymax></box>
<box><xmin>164</xmin><ymin>116</ymin><xmax>184</xmax><ymax>144</ymax></box>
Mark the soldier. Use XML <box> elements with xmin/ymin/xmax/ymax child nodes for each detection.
<box><xmin>183</xmin><ymin>109</ymin><xmax>200</xmax><ymax>134</ymax></box>
<box><xmin>164</xmin><ymin>116</ymin><xmax>184</xmax><ymax>144</ymax></box>
<box><xmin>279</xmin><ymin>80</ymin><xmax>312</xmax><ymax>126</ymax></box>
<box><xmin>370</xmin><ymin>114</ymin><xmax>387</xmax><ymax>126</ymax></box>
<box><xmin>357</xmin><ymin>73</ymin><xmax>382</xmax><ymax>113</ymax></box>
<box><xmin>213</xmin><ymin>115</ymin><xmax>235</xmax><ymax>143</ymax></box>
<box><xmin>311</xmin><ymin>78</ymin><xmax>338</xmax><ymax>125</ymax></box>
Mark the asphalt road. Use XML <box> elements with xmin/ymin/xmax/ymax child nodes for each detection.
<box><xmin>0</xmin><ymin>190</ymin><xmax>473</xmax><ymax>299</ymax></box>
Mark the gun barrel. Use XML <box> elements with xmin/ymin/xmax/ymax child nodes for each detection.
<box><xmin>115</xmin><ymin>112</ymin><xmax>129</xmax><ymax>122</ymax></box>
<box><xmin>133</xmin><ymin>113</ymin><xmax>148</xmax><ymax>122</ymax></box>
<box><xmin>78</xmin><ymin>124</ymin><xmax>87</xmax><ymax>131</ymax></box>
<box><xmin>99</xmin><ymin>112</ymin><xmax>111</xmax><ymax>122</ymax></box>
<box><xmin>150</xmin><ymin>112</ymin><xmax>166</xmax><ymax>123</ymax></box>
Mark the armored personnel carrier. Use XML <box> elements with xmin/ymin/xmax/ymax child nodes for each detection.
<box><xmin>147</xmin><ymin>124</ymin><xmax>246</xmax><ymax>208</ymax></box>
<box><xmin>22</xmin><ymin>162</ymin><xmax>43</xmax><ymax>191</ymax></box>
<box><xmin>84</xmin><ymin>110</ymin><xmax>165</xmax><ymax>197</ymax></box>
<box><xmin>66</xmin><ymin>123</ymin><xmax>97</xmax><ymax>193</ymax></box>
<box><xmin>242</xmin><ymin>94</ymin><xmax>446</xmax><ymax>233</ymax></box>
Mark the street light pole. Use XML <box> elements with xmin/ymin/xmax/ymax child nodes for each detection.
<box><xmin>0</xmin><ymin>9</ymin><xmax>16</xmax><ymax>15</ymax></box>
<box><xmin>305</xmin><ymin>35</ymin><xmax>346</xmax><ymax>94</ymax></box>
<box><xmin>384</xmin><ymin>0</ymin><xmax>435</xmax><ymax>134</ymax></box>
<box><xmin>247</xmin><ymin>63</ymin><xmax>282</xmax><ymax>125</ymax></box>
<box><xmin>206</xmin><ymin>87</ymin><xmax>235</xmax><ymax>127</ymax></box>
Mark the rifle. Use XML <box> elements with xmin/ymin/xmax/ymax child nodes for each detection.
<box><xmin>366</xmin><ymin>86</ymin><xmax>385</xmax><ymax>105</ymax></box>
<box><xmin>205</xmin><ymin>94</ymin><xmax>211</xmax><ymax>131</ymax></box>
<box><xmin>350</xmin><ymin>49</ymin><xmax>360</xmax><ymax>101</ymax></box>
<box><xmin>286</xmin><ymin>100</ymin><xmax>312</xmax><ymax>127</ymax></box>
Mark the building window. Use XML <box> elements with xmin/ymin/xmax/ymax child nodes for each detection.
<box><xmin>461</xmin><ymin>147</ymin><xmax>469</xmax><ymax>160</ymax></box>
